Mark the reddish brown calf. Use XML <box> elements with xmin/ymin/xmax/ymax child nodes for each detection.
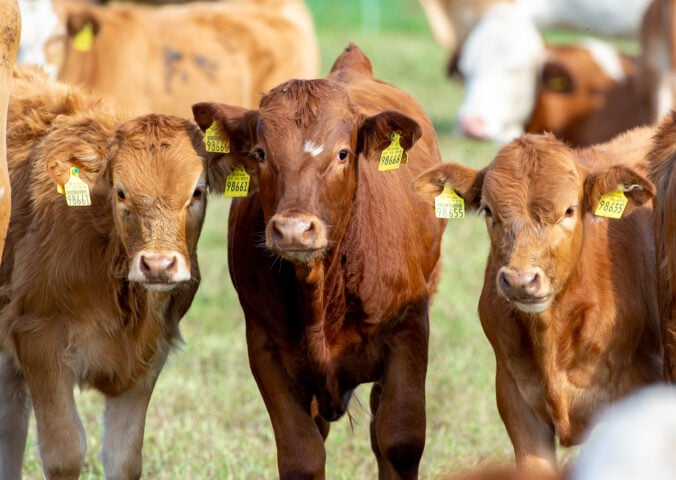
<box><xmin>193</xmin><ymin>44</ymin><xmax>445</xmax><ymax>479</ymax></box>
<box><xmin>0</xmin><ymin>67</ymin><xmax>208</xmax><ymax>479</ymax></box>
<box><xmin>647</xmin><ymin>112</ymin><xmax>676</xmax><ymax>381</ymax></box>
<box><xmin>414</xmin><ymin>128</ymin><xmax>662</xmax><ymax>476</ymax></box>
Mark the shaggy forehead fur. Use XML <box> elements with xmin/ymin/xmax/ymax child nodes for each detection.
<box><xmin>484</xmin><ymin>134</ymin><xmax>582</xmax><ymax>224</ymax></box>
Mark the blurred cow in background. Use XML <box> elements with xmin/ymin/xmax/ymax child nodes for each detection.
<box><xmin>428</xmin><ymin>0</ymin><xmax>651</xmax><ymax>143</ymax></box>
<box><xmin>17</xmin><ymin>0</ymin><xmax>319</xmax><ymax>118</ymax></box>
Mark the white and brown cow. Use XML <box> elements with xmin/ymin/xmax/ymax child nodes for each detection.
<box><xmin>0</xmin><ymin>67</ymin><xmax>209</xmax><ymax>479</ymax></box>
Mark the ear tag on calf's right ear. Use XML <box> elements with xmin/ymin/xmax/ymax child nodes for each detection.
<box><xmin>72</xmin><ymin>23</ymin><xmax>95</xmax><ymax>52</ymax></box>
<box><xmin>378</xmin><ymin>133</ymin><xmax>405</xmax><ymax>171</ymax></box>
<box><xmin>205</xmin><ymin>121</ymin><xmax>230</xmax><ymax>153</ymax></box>
<box><xmin>435</xmin><ymin>183</ymin><xmax>465</xmax><ymax>219</ymax></box>
<box><xmin>224</xmin><ymin>165</ymin><xmax>250</xmax><ymax>197</ymax></box>
<box><xmin>594</xmin><ymin>189</ymin><xmax>627</xmax><ymax>219</ymax></box>
<box><xmin>63</xmin><ymin>167</ymin><xmax>91</xmax><ymax>206</ymax></box>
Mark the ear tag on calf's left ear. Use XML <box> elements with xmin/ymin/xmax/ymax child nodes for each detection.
<box><xmin>63</xmin><ymin>167</ymin><xmax>91</xmax><ymax>206</ymax></box>
<box><xmin>224</xmin><ymin>165</ymin><xmax>250</xmax><ymax>198</ymax></box>
<box><xmin>72</xmin><ymin>23</ymin><xmax>95</xmax><ymax>52</ymax></box>
<box><xmin>594</xmin><ymin>189</ymin><xmax>627</xmax><ymax>219</ymax></box>
<box><xmin>205</xmin><ymin>121</ymin><xmax>230</xmax><ymax>153</ymax></box>
<box><xmin>435</xmin><ymin>183</ymin><xmax>465</xmax><ymax>219</ymax></box>
<box><xmin>378</xmin><ymin>133</ymin><xmax>405</xmax><ymax>171</ymax></box>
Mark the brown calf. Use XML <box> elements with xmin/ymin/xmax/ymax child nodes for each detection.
<box><xmin>0</xmin><ymin>67</ymin><xmax>208</xmax><ymax>479</ymax></box>
<box><xmin>193</xmin><ymin>43</ymin><xmax>446</xmax><ymax>479</ymax></box>
<box><xmin>647</xmin><ymin>113</ymin><xmax>676</xmax><ymax>381</ymax></box>
<box><xmin>526</xmin><ymin>41</ymin><xmax>652</xmax><ymax>147</ymax></box>
<box><xmin>0</xmin><ymin>0</ymin><xmax>20</xmax><ymax>260</ymax></box>
<box><xmin>51</xmin><ymin>0</ymin><xmax>319</xmax><ymax>117</ymax></box>
<box><xmin>414</xmin><ymin>128</ymin><xmax>662</xmax><ymax>475</ymax></box>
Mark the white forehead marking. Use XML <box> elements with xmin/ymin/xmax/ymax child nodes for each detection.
<box><xmin>303</xmin><ymin>140</ymin><xmax>324</xmax><ymax>157</ymax></box>
<box><xmin>581</xmin><ymin>38</ymin><xmax>626</xmax><ymax>83</ymax></box>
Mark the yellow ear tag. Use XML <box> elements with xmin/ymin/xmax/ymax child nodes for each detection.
<box><xmin>63</xmin><ymin>167</ymin><xmax>91</xmax><ymax>206</ymax></box>
<box><xmin>72</xmin><ymin>23</ymin><xmax>94</xmax><ymax>52</ymax></box>
<box><xmin>595</xmin><ymin>189</ymin><xmax>627</xmax><ymax>219</ymax></box>
<box><xmin>224</xmin><ymin>165</ymin><xmax>250</xmax><ymax>198</ymax></box>
<box><xmin>435</xmin><ymin>183</ymin><xmax>465</xmax><ymax>219</ymax></box>
<box><xmin>378</xmin><ymin>133</ymin><xmax>405</xmax><ymax>171</ymax></box>
<box><xmin>205</xmin><ymin>121</ymin><xmax>230</xmax><ymax>153</ymax></box>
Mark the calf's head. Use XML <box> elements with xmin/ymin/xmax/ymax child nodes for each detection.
<box><xmin>47</xmin><ymin>114</ymin><xmax>208</xmax><ymax>291</ymax></box>
<box><xmin>193</xmin><ymin>79</ymin><xmax>420</xmax><ymax>265</ymax></box>
<box><xmin>414</xmin><ymin>134</ymin><xmax>654</xmax><ymax>314</ymax></box>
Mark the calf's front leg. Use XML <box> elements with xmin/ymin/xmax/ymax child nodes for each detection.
<box><xmin>0</xmin><ymin>353</ymin><xmax>30</xmax><ymax>480</ymax></box>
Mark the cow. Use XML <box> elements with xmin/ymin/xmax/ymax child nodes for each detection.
<box><xmin>646</xmin><ymin>112</ymin><xmax>676</xmax><ymax>381</ymax></box>
<box><xmin>413</xmin><ymin>127</ymin><xmax>662</xmax><ymax>476</ymax></box>
<box><xmin>0</xmin><ymin>66</ymin><xmax>209</xmax><ymax>479</ymax></box>
<box><xmin>39</xmin><ymin>0</ymin><xmax>319</xmax><ymax>118</ymax></box>
<box><xmin>452</xmin><ymin>0</ymin><xmax>651</xmax><ymax>143</ymax></box>
<box><xmin>525</xmin><ymin>40</ymin><xmax>652</xmax><ymax>147</ymax></box>
<box><xmin>0</xmin><ymin>0</ymin><xmax>20</xmax><ymax>263</ymax></box>
<box><xmin>192</xmin><ymin>43</ymin><xmax>446</xmax><ymax>479</ymax></box>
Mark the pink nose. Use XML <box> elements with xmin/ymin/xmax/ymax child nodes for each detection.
<box><xmin>139</xmin><ymin>253</ymin><xmax>178</xmax><ymax>278</ymax></box>
<box><xmin>269</xmin><ymin>214</ymin><xmax>320</xmax><ymax>250</ymax></box>
<box><xmin>460</xmin><ymin>116</ymin><xmax>487</xmax><ymax>139</ymax></box>
<box><xmin>498</xmin><ymin>269</ymin><xmax>542</xmax><ymax>297</ymax></box>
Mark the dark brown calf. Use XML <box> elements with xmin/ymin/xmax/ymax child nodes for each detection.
<box><xmin>414</xmin><ymin>128</ymin><xmax>662</xmax><ymax>476</ymax></box>
<box><xmin>647</xmin><ymin>112</ymin><xmax>676</xmax><ymax>380</ymax></box>
<box><xmin>193</xmin><ymin>44</ymin><xmax>445</xmax><ymax>479</ymax></box>
<box><xmin>0</xmin><ymin>67</ymin><xmax>208</xmax><ymax>479</ymax></box>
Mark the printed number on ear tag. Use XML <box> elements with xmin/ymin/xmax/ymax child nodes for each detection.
<box><xmin>72</xmin><ymin>23</ymin><xmax>95</xmax><ymax>52</ymax></box>
<box><xmin>594</xmin><ymin>190</ymin><xmax>627</xmax><ymax>219</ymax></box>
<box><xmin>378</xmin><ymin>133</ymin><xmax>405</xmax><ymax>171</ymax></box>
<box><xmin>224</xmin><ymin>165</ymin><xmax>250</xmax><ymax>198</ymax></box>
<box><xmin>64</xmin><ymin>167</ymin><xmax>91</xmax><ymax>206</ymax></box>
<box><xmin>435</xmin><ymin>183</ymin><xmax>465</xmax><ymax>219</ymax></box>
<box><xmin>205</xmin><ymin>121</ymin><xmax>230</xmax><ymax>153</ymax></box>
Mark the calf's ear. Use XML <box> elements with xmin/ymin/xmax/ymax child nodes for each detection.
<box><xmin>192</xmin><ymin>102</ymin><xmax>260</xmax><ymax>194</ymax></box>
<box><xmin>412</xmin><ymin>162</ymin><xmax>486</xmax><ymax>211</ymax></box>
<box><xmin>584</xmin><ymin>165</ymin><xmax>656</xmax><ymax>217</ymax></box>
<box><xmin>356</xmin><ymin>110</ymin><xmax>422</xmax><ymax>159</ymax></box>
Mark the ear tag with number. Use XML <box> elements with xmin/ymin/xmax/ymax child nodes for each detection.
<box><xmin>435</xmin><ymin>183</ymin><xmax>465</xmax><ymax>219</ymax></box>
<box><xmin>224</xmin><ymin>165</ymin><xmax>250</xmax><ymax>198</ymax></box>
<box><xmin>72</xmin><ymin>23</ymin><xmax>95</xmax><ymax>52</ymax></box>
<box><xmin>205</xmin><ymin>121</ymin><xmax>230</xmax><ymax>153</ymax></box>
<box><xmin>378</xmin><ymin>133</ymin><xmax>405</xmax><ymax>171</ymax></box>
<box><xmin>63</xmin><ymin>167</ymin><xmax>91</xmax><ymax>206</ymax></box>
<box><xmin>594</xmin><ymin>189</ymin><xmax>627</xmax><ymax>219</ymax></box>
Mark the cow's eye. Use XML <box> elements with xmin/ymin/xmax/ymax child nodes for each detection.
<box><xmin>117</xmin><ymin>190</ymin><xmax>126</xmax><ymax>201</ymax></box>
<box><xmin>252</xmin><ymin>148</ymin><xmax>265</xmax><ymax>162</ymax></box>
<box><xmin>564</xmin><ymin>206</ymin><xmax>576</xmax><ymax>218</ymax></box>
<box><xmin>192</xmin><ymin>188</ymin><xmax>203</xmax><ymax>200</ymax></box>
<box><xmin>483</xmin><ymin>205</ymin><xmax>492</xmax><ymax>217</ymax></box>
<box><xmin>337</xmin><ymin>150</ymin><xmax>349</xmax><ymax>162</ymax></box>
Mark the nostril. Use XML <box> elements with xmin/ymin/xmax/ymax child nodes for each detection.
<box><xmin>499</xmin><ymin>271</ymin><xmax>511</xmax><ymax>291</ymax></box>
<box><xmin>525</xmin><ymin>272</ymin><xmax>541</xmax><ymax>295</ymax></box>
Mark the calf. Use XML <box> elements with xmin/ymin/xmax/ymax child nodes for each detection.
<box><xmin>647</xmin><ymin>112</ymin><xmax>676</xmax><ymax>381</ymax></box>
<box><xmin>0</xmin><ymin>67</ymin><xmax>209</xmax><ymax>479</ymax></box>
<box><xmin>414</xmin><ymin>127</ymin><xmax>662</xmax><ymax>475</ymax></box>
<box><xmin>46</xmin><ymin>0</ymin><xmax>319</xmax><ymax>117</ymax></box>
<box><xmin>192</xmin><ymin>43</ymin><xmax>446</xmax><ymax>479</ymax></box>
<box><xmin>0</xmin><ymin>0</ymin><xmax>20</xmax><ymax>262</ymax></box>
<box><xmin>525</xmin><ymin>40</ymin><xmax>652</xmax><ymax>147</ymax></box>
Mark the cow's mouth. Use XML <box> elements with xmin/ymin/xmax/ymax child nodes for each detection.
<box><xmin>141</xmin><ymin>281</ymin><xmax>180</xmax><ymax>292</ymax></box>
<box><xmin>276</xmin><ymin>247</ymin><xmax>326</xmax><ymax>264</ymax></box>
<box><xmin>511</xmin><ymin>295</ymin><xmax>553</xmax><ymax>314</ymax></box>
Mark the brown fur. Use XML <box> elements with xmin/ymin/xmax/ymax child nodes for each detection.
<box><xmin>414</xmin><ymin>128</ymin><xmax>662</xmax><ymax>476</ymax></box>
<box><xmin>0</xmin><ymin>0</ymin><xmax>20</xmax><ymax>262</ymax></box>
<box><xmin>525</xmin><ymin>44</ymin><xmax>652</xmax><ymax>147</ymax></box>
<box><xmin>50</xmin><ymin>0</ymin><xmax>319</xmax><ymax>117</ymax></box>
<box><xmin>0</xmin><ymin>67</ymin><xmax>210</xmax><ymax>479</ymax></box>
<box><xmin>192</xmin><ymin>43</ymin><xmax>446</xmax><ymax>478</ymax></box>
<box><xmin>647</xmin><ymin>112</ymin><xmax>676</xmax><ymax>380</ymax></box>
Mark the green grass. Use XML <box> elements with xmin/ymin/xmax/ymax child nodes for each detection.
<box><xmin>21</xmin><ymin>1</ymin><xmax>525</xmax><ymax>478</ymax></box>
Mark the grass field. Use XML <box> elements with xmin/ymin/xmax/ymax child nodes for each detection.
<box><xmin>20</xmin><ymin>1</ymin><xmax>635</xmax><ymax>478</ymax></box>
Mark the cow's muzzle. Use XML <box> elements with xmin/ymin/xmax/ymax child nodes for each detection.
<box><xmin>128</xmin><ymin>250</ymin><xmax>191</xmax><ymax>291</ymax></box>
<box><xmin>496</xmin><ymin>266</ymin><xmax>553</xmax><ymax>313</ymax></box>
<box><xmin>266</xmin><ymin>212</ymin><xmax>328</xmax><ymax>263</ymax></box>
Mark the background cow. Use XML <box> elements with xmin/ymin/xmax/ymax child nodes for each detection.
<box><xmin>192</xmin><ymin>43</ymin><xmax>446</xmax><ymax>479</ymax></box>
<box><xmin>0</xmin><ymin>0</ymin><xmax>20</xmax><ymax>263</ymax></box>
<box><xmin>525</xmin><ymin>40</ymin><xmax>652</xmax><ymax>147</ymax></box>
<box><xmin>0</xmin><ymin>67</ymin><xmax>209</xmax><ymax>479</ymax></box>
<box><xmin>413</xmin><ymin>127</ymin><xmax>662</xmax><ymax>475</ymax></box>
<box><xmin>20</xmin><ymin>0</ymin><xmax>319</xmax><ymax>118</ymax></box>
<box><xmin>647</xmin><ymin>112</ymin><xmax>676</xmax><ymax>381</ymax></box>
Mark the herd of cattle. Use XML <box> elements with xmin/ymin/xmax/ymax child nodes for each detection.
<box><xmin>0</xmin><ymin>0</ymin><xmax>674</xmax><ymax>479</ymax></box>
